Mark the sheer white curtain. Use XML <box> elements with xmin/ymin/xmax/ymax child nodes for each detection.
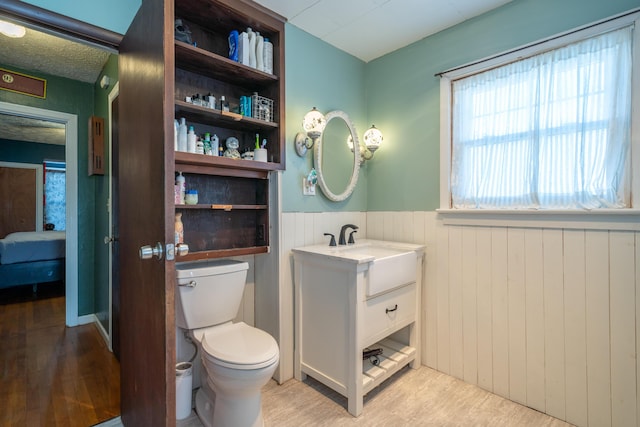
<box><xmin>451</xmin><ymin>26</ymin><xmax>633</xmax><ymax>209</ymax></box>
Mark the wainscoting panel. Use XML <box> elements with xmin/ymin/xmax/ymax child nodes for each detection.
<box><xmin>279</xmin><ymin>210</ymin><xmax>639</xmax><ymax>427</ymax></box>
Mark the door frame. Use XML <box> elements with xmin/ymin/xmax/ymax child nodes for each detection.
<box><xmin>107</xmin><ymin>81</ymin><xmax>119</xmax><ymax>351</ymax></box>
<box><xmin>0</xmin><ymin>101</ymin><xmax>79</xmax><ymax>325</ymax></box>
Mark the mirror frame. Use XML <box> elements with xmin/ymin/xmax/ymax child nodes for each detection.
<box><xmin>313</xmin><ymin>110</ymin><xmax>361</xmax><ymax>202</ymax></box>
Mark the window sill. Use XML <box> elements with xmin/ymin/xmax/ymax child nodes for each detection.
<box><xmin>436</xmin><ymin>208</ymin><xmax>640</xmax><ymax>231</ymax></box>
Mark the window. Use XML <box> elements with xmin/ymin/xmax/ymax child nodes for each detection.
<box><xmin>44</xmin><ymin>161</ymin><xmax>66</xmax><ymax>230</ymax></box>
<box><xmin>440</xmin><ymin>13</ymin><xmax>639</xmax><ymax>211</ymax></box>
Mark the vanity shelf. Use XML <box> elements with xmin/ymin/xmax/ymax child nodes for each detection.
<box><xmin>362</xmin><ymin>338</ymin><xmax>417</xmax><ymax>395</ymax></box>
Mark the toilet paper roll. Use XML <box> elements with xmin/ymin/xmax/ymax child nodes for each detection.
<box><xmin>254</xmin><ymin>148</ymin><xmax>267</xmax><ymax>162</ymax></box>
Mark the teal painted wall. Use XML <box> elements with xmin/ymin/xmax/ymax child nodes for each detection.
<box><xmin>365</xmin><ymin>0</ymin><xmax>640</xmax><ymax>212</ymax></box>
<box><xmin>93</xmin><ymin>54</ymin><xmax>119</xmax><ymax>333</ymax></box>
<box><xmin>283</xmin><ymin>24</ymin><xmax>368</xmax><ymax>212</ymax></box>
<box><xmin>0</xmin><ymin>65</ymin><xmax>96</xmax><ymax>315</ymax></box>
<box><xmin>21</xmin><ymin>0</ymin><xmax>140</xmax><ymax>34</ymax></box>
<box><xmin>0</xmin><ymin>139</ymin><xmax>65</xmax><ymax>163</ymax></box>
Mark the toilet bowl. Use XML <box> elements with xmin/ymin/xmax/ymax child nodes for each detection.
<box><xmin>175</xmin><ymin>260</ymin><xmax>279</xmax><ymax>427</ymax></box>
<box><xmin>192</xmin><ymin>322</ymin><xmax>279</xmax><ymax>427</ymax></box>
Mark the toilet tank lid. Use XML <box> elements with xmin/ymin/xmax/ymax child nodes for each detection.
<box><xmin>176</xmin><ymin>259</ymin><xmax>249</xmax><ymax>278</ymax></box>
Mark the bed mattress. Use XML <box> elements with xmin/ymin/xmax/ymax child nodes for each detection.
<box><xmin>0</xmin><ymin>231</ymin><xmax>66</xmax><ymax>265</ymax></box>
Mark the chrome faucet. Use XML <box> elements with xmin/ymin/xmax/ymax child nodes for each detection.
<box><xmin>339</xmin><ymin>224</ymin><xmax>358</xmax><ymax>245</ymax></box>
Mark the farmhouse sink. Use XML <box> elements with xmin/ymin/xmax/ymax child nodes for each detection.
<box><xmin>292</xmin><ymin>239</ymin><xmax>424</xmax><ymax>296</ymax></box>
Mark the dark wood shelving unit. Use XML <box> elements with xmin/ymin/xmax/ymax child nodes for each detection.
<box><xmin>173</xmin><ymin>0</ymin><xmax>285</xmax><ymax>260</ymax></box>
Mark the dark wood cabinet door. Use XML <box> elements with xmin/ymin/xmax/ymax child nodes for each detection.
<box><xmin>118</xmin><ymin>0</ymin><xmax>176</xmax><ymax>424</ymax></box>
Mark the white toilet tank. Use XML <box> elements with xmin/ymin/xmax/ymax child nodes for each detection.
<box><xmin>175</xmin><ymin>259</ymin><xmax>249</xmax><ymax>330</ymax></box>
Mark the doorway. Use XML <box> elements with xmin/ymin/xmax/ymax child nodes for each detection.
<box><xmin>0</xmin><ymin>102</ymin><xmax>78</xmax><ymax>321</ymax></box>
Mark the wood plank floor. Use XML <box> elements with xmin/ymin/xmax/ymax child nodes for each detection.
<box><xmin>0</xmin><ymin>283</ymin><xmax>120</xmax><ymax>427</ymax></box>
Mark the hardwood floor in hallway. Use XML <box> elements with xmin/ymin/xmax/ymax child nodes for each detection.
<box><xmin>0</xmin><ymin>283</ymin><xmax>120</xmax><ymax>427</ymax></box>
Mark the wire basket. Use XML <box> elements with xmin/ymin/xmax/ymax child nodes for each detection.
<box><xmin>251</xmin><ymin>94</ymin><xmax>274</xmax><ymax>122</ymax></box>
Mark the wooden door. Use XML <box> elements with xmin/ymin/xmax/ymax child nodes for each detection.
<box><xmin>118</xmin><ymin>0</ymin><xmax>176</xmax><ymax>424</ymax></box>
<box><xmin>0</xmin><ymin>166</ymin><xmax>37</xmax><ymax>237</ymax></box>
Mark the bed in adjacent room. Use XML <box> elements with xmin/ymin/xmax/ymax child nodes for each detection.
<box><xmin>0</xmin><ymin>230</ymin><xmax>66</xmax><ymax>289</ymax></box>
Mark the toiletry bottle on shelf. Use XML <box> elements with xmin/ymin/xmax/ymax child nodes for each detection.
<box><xmin>228</xmin><ymin>30</ymin><xmax>239</xmax><ymax>62</ymax></box>
<box><xmin>247</xmin><ymin>27</ymin><xmax>257</xmax><ymax>68</ymax></box>
<box><xmin>256</xmin><ymin>31</ymin><xmax>264</xmax><ymax>72</ymax></box>
<box><xmin>196</xmin><ymin>136</ymin><xmax>204</xmax><ymax>155</ymax></box>
<box><xmin>174</xmin><ymin>119</ymin><xmax>179</xmax><ymax>151</ymax></box>
<box><xmin>176</xmin><ymin>172</ymin><xmax>186</xmax><ymax>205</ymax></box>
<box><xmin>175</xmin><ymin>213</ymin><xmax>184</xmax><ymax>245</ymax></box>
<box><xmin>178</xmin><ymin>118</ymin><xmax>188</xmax><ymax>152</ymax></box>
<box><xmin>203</xmin><ymin>133</ymin><xmax>212</xmax><ymax>155</ymax></box>
<box><xmin>238</xmin><ymin>30</ymin><xmax>249</xmax><ymax>65</ymax></box>
<box><xmin>208</xmin><ymin>93</ymin><xmax>216</xmax><ymax>109</ymax></box>
<box><xmin>263</xmin><ymin>37</ymin><xmax>273</xmax><ymax>74</ymax></box>
<box><xmin>220</xmin><ymin>96</ymin><xmax>229</xmax><ymax>112</ymax></box>
<box><xmin>187</xmin><ymin>126</ymin><xmax>196</xmax><ymax>153</ymax></box>
<box><xmin>211</xmin><ymin>134</ymin><xmax>219</xmax><ymax>156</ymax></box>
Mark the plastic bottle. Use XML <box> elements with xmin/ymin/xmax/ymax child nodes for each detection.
<box><xmin>176</xmin><ymin>172</ymin><xmax>186</xmax><ymax>205</ymax></box>
<box><xmin>219</xmin><ymin>96</ymin><xmax>229</xmax><ymax>112</ymax></box>
<box><xmin>178</xmin><ymin>118</ymin><xmax>188</xmax><ymax>152</ymax></box>
<box><xmin>175</xmin><ymin>213</ymin><xmax>184</xmax><ymax>245</ymax></box>
<box><xmin>187</xmin><ymin>126</ymin><xmax>197</xmax><ymax>153</ymax></box>
<box><xmin>195</xmin><ymin>138</ymin><xmax>204</xmax><ymax>155</ymax></box>
<box><xmin>263</xmin><ymin>37</ymin><xmax>273</xmax><ymax>74</ymax></box>
<box><xmin>203</xmin><ymin>133</ymin><xmax>212</xmax><ymax>155</ymax></box>
<box><xmin>247</xmin><ymin>27</ymin><xmax>256</xmax><ymax>68</ymax></box>
<box><xmin>174</xmin><ymin>119</ymin><xmax>179</xmax><ymax>151</ymax></box>
<box><xmin>211</xmin><ymin>134</ymin><xmax>219</xmax><ymax>156</ymax></box>
<box><xmin>256</xmin><ymin>32</ymin><xmax>264</xmax><ymax>72</ymax></box>
<box><xmin>238</xmin><ymin>30</ymin><xmax>249</xmax><ymax>65</ymax></box>
<box><xmin>228</xmin><ymin>30</ymin><xmax>239</xmax><ymax>62</ymax></box>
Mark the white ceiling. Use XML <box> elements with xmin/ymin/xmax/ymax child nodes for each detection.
<box><xmin>255</xmin><ymin>0</ymin><xmax>513</xmax><ymax>62</ymax></box>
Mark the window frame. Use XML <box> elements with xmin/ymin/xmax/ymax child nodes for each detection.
<box><xmin>438</xmin><ymin>10</ymin><xmax>640</xmax><ymax>230</ymax></box>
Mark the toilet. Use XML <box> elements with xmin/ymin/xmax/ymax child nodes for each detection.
<box><xmin>176</xmin><ymin>259</ymin><xmax>279</xmax><ymax>427</ymax></box>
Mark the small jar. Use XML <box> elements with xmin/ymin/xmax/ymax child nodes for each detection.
<box><xmin>185</xmin><ymin>189</ymin><xmax>198</xmax><ymax>205</ymax></box>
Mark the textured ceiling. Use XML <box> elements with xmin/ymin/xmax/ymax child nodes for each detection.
<box><xmin>0</xmin><ymin>113</ymin><xmax>65</xmax><ymax>146</ymax></box>
<box><xmin>0</xmin><ymin>21</ymin><xmax>110</xmax><ymax>147</ymax></box>
<box><xmin>0</xmin><ymin>24</ymin><xmax>110</xmax><ymax>84</ymax></box>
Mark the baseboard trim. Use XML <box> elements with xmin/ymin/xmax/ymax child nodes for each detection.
<box><xmin>77</xmin><ymin>313</ymin><xmax>111</xmax><ymax>348</ymax></box>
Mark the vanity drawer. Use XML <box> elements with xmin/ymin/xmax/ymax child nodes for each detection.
<box><xmin>362</xmin><ymin>283</ymin><xmax>416</xmax><ymax>345</ymax></box>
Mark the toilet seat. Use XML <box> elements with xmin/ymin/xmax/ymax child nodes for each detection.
<box><xmin>201</xmin><ymin>322</ymin><xmax>279</xmax><ymax>370</ymax></box>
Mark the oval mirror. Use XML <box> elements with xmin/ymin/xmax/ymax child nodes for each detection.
<box><xmin>313</xmin><ymin>110</ymin><xmax>360</xmax><ymax>202</ymax></box>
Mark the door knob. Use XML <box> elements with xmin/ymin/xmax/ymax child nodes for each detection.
<box><xmin>139</xmin><ymin>242</ymin><xmax>164</xmax><ymax>260</ymax></box>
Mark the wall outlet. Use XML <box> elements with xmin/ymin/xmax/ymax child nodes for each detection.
<box><xmin>303</xmin><ymin>178</ymin><xmax>315</xmax><ymax>196</ymax></box>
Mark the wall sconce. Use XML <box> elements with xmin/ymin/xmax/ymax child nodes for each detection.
<box><xmin>99</xmin><ymin>75</ymin><xmax>111</xmax><ymax>90</ymax></box>
<box><xmin>0</xmin><ymin>20</ymin><xmax>26</xmax><ymax>38</ymax></box>
<box><xmin>295</xmin><ymin>107</ymin><xmax>326</xmax><ymax>156</ymax></box>
<box><xmin>347</xmin><ymin>124</ymin><xmax>384</xmax><ymax>164</ymax></box>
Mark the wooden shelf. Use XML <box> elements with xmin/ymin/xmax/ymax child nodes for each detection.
<box><xmin>175</xmin><ymin>100</ymin><xmax>278</xmax><ymax>131</ymax></box>
<box><xmin>176</xmin><ymin>204</ymin><xmax>267</xmax><ymax>210</ymax></box>
<box><xmin>362</xmin><ymin>338</ymin><xmax>416</xmax><ymax>395</ymax></box>
<box><xmin>175</xmin><ymin>151</ymin><xmax>281</xmax><ymax>174</ymax></box>
<box><xmin>179</xmin><ymin>246</ymin><xmax>269</xmax><ymax>261</ymax></box>
<box><xmin>175</xmin><ymin>41</ymin><xmax>278</xmax><ymax>86</ymax></box>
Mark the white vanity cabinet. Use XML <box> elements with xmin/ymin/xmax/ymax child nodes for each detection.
<box><xmin>292</xmin><ymin>240</ymin><xmax>425</xmax><ymax>416</ymax></box>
